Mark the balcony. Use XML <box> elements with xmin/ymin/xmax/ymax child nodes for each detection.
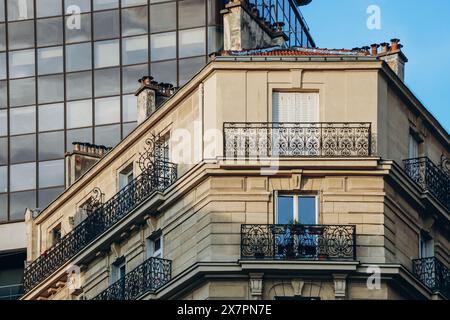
<box><xmin>23</xmin><ymin>160</ymin><xmax>177</xmax><ymax>294</ymax></box>
<box><xmin>403</xmin><ymin>157</ymin><xmax>450</xmax><ymax>211</ymax></box>
<box><xmin>413</xmin><ymin>257</ymin><xmax>450</xmax><ymax>299</ymax></box>
<box><xmin>241</xmin><ymin>224</ymin><xmax>356</xmax><ymax>261</ymax></box>
<box><xmin>224</xmin><ymin>122</ymin><xmax>372</xmax><ymax>159</ymax></box>
<box><xmin>92</xmin><ymin>257</ymin><xmax>172</xmax><ymax>300</ymax></box>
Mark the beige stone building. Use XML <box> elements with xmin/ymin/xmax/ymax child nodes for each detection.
<box><xmin>21</xmin><ymin>0</ymin><xmax>449</xmax><ymax>301</ymax></box>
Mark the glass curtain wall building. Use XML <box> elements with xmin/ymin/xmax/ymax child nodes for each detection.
<box><xmin>0</xmin><ymin>0</ymin><xmax>314</xmax><ymax>223</ymax></box>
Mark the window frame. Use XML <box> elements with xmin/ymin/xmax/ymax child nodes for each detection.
<box><xmin>147</xmin><ymin>233</ymin><xmax>163</xmax><ymax>259</ymax></box>
<box><xmin>117</xmin><ymin>162</ymin><xmax>134</xmax><ymax>191</ymax></box>
<box><xmin>274</xmin><ymin>191</ymin><xmax>319</xmax><ymax>225</ymax></box>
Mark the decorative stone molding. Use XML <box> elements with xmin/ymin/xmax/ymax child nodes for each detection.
<box><xmin>249</xmin><ymin>273</ymin><xmax>264</xmax><ymax>299</ymax></box>
<box><xmin>333</xmin><ymin>274</ymin><xmax>348</xmax><ymax>300</ymax></box>
<box><xmin>291</xmin><ymin>279</ymin><xmax>305</xmax><ymax>296</ymax></box>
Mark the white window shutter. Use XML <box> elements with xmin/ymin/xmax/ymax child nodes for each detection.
<box><xmin>273</xmin><ymin>92</ymin><xmax>319</xmax><ymax>123</ymax></box>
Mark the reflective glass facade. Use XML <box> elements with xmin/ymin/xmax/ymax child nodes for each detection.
<box><xmin>0</xmin><ymin>0</ymin><xmax>314</xmax><ymax>222</ymax></box>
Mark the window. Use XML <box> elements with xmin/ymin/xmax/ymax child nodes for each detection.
<box><xmin>67</xmin><ymin>71</ymin><xmax>92</xmax><ymax>100</ymax></box>
<box><xmin>122</xmin><ymin>63</ymin><xmax>148</xmax><ymax>93</ymax></box>
<box><xmin>95</xmin><ymin>96</ymin><xmax>120</xmax><ymax>125</ymax></box>
<box><xmin>10</xmin><ymin>134</ymin><xmax>35</xmax><ymax>163</ymax></box>
<box><xmin>118</xmin><ymin>163</ymin><xmax>133</xmax><ymax>191</ymax></box>
<box><xmin>122</xmin><ymin>94</ymin><xmax>137</xmax><ymax>122</ymax></box>
<box><xmin>10</xmin><ymin>162</ymin><xmax>36</xmax><ymax>191</ymax></box>
<box><xmin>10</xmin><ymin>190</ymin><xmax>35</xmax><ymax>220</ymax></box>
<box><xmin>178</xmin><ymin>0</ymin><xmax>205</xmax><ymax>29</ymax></box>
<box><xmin>51</xmin><ymin>224</ymin><xmax>62</xmax><ymax>245</ymax></box>
<box><xmin>94</xmin><ymin>124</ymin><xmax>120</xmax><ymax>147</ymax></box>
<box><xmin>0</xmin><ymin>24</ymin><xmax>5</xmax><ymax>51</ymax></box>
<box><xmin>112</xmin><ymin>257</ymin><xmax>126</xmax><ymax>283</ymax></box>
<box><xmin>10</xmin><ymin>106</ymin><xmax>35</xmax><ymax>135</ymax></box>
<box><xmin>66</xmin><ymin>42</ymin><xmax>92</xmax><ymax>72</ymax></box>
<box><xmin>208</xmin><ymin>26</ymin><xmax>223</xmax><ymax>54</ymax></box>
<box><xmin>38</xmin><ymin>47</ymin><xmax>63</xmax><ymax>75</ymax></box>
<box><xmin>67</xmin><ymin>100</ymin><xmax>92</xmax><ymax>128</ymax></box>
<box><xmin>419</xmin><ymin>231</ymin><xmax>434</xmax><ymax>259</ymax></box>
<box><xmin>122</xmin><ymin>6</ymin><xmax>148</xmax><ymax>37</ymax></box>
<box><xmin>147</xmin><ymin>235</ymin><xmax>162</xmax><ymax>258</ymax></box>
<box><xmin>0</xmin><ymin>137</ymin><xmax>7</xmax><ymax>165</ymax></box>
<box><xmin>0</xmin><ymin>1</ymin><xmax>4</xmax><ymax>22</ymax></box>
<box><xmin>36</xmin><ymin>17</ymin><xmax>63</xmax><ymax>47</ymax></box>
<box><xmin>38</xmin><ymin>131</ymin><xmax>64</xmax><ymax>160</ymax></box>
<box><xmin>408</xmin><ymin>133</ymin><xmax>420</xmax><ymax>159</ymax></box>
<box><xmin>9</xmin><ymin>77</ymin><xmax>35</xmax><ymax>106</ymax></box>
<box><xmin>39</xmin><ymin>160</ymin><xmax>64</xmax><ymax>188</ymax></box>
<box><xmin>8</xmin><ymin>20</ymin><xmax>34</xmax><ymax>50</ymax></box>
<box><xmin>0</xmin><ymin>166</ymin><xmax>7</xmax><ymax>192</ymax></box>
<box><xmin>65</xmin><ymin>13</ymin><xmax>91</xmax><ymax>43</ymax></box>
<box><xmin>0</xmin><ymin>110</ymin><xmax>5</xmax><ymax>137</ymax></box>
<box><xmin>94</xmin><ymin>67</ymin><xmax>120</xmax><ymax>97</ymax></box>
<box><xmin>0</xmin><ymin>194</ymin><xmax>7</xmax><ymax>222</ymax></box>
<box><xmin>276</xmin><ymin>194</ymin><xmax>317</xmax><ymax>225</ymax></box>
<box><xmin>64</xmin><ymin>0</ymin><xmax>90</xmax><ymax>13</ymax></box>
<box><xmin>94</xmin><ymin>39</ymin><xmax>119</xmax><ymax>68</ymax></box>
<box><xmin>36</xmin><ymin>0</ymin><xmax>62</xmax><ymax>18</ymax></box>
<box><xmin>7</xmin><ymin>0</ymin><xmax>34</xmax><ymax>21</ymax></box>
<box><xmin>0</xmin><ymin>53</ymin><xmax>5</xmax><ymax>79</ymax></box>
<box><xmin>38</xmin><ymin>74</ymin><xmax>64</xmax><ymax>104</ymax></box>
<box><xmin>38</xmin><ymin>103</ymin><xmax>64</xmax><ymax>132</ymax></box>
<box><xmin>9</xmin><ymin>49</ymin><xmax>35</xmax><ymax>78</ymax></box>
<box><xmin>39</xmin><ymin>187</ymin><xmax>63</xmax><ymax>208</ymax></box>
<box><xmin>151</xmin><ymin>32</ymin><xmax>176</xmax><ymax>61</ymax></box>
<box><xmin>179</xmin><ymin>27</ymin><xmax>206</xmax><ymax>58</ymax></box>
<box><xmin>93</xmin><ymin>0</ymin><xmax>118</xmax><ymax>11</ymax></box>
<box><xmin>93</xmin><ymin>10</ymin><xmax>119</xmax><ymax>40</ymax></box>
<box><xmin>273</xmin><ymin>92</ymin><xmax>319</xmax><ymax>123</ymax></box>
<box><xmin>0</xmin><ymin>81</ymin><xmax>6</xmax><ymax>108</ymax></box>
<box><xmin>123</xmin><ymin>122</ymin><xmax>136</xmax><ymax>137</ymax></box>
<box><xmin>150</xmin><ymin>2</ymin><xmax>176</xmax><ymax>33</ymax></box>
<box><xmin>122</xmin><ymin>35</ymin><xmax>148</xmax><ymax>65</ymax></box>
<box><xmin>179</xmin><ymin>56</ymin><xmax>204</xmax><ymax>86</ymax></box>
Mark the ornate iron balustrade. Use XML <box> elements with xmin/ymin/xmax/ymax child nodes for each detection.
<box><xmin>403</xmin><ymin>157</ymin><xmax>450</xmax><ymax>210</ymax></box>
<box><xmin>241</xmin><ymin>224</ymin><xmax>356</xmax><ymax>261</ymax></box>
<box><xmin>23</xmin><ymin>160</ymin><xmax>177</xmax><ymax>293</ymax></box>
<box><xmin>93</xmin><ymin>257</ymin><xmax>172</xmax><ymax>300</ymax></box>
<box><xmin>224</xmin><ymin>123</ymin><xmax>372</xmax><ymax>159</ymax></box>
<box><xmin>413</xmin><ymin>257</ymin><xmax>450</xmax><ymax>299</ymax></box>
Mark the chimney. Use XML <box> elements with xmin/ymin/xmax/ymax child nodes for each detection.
<box><xmin>65</xmin><ymin>142</ymin><xmax>111</xmax><ymax>188</ymax></box>
<box><xmin>221</xmin><ymin>0</ymin><xmax>288</xmax><ymax>51</ymax></box>
<box><xmin>135</xmin><ymin>76</ymin><xmax>175</xmax><ymax>125</ymax></box>
<box><xmin>377</xmin><ymin>38</ymin><xmax>408</xmax><ymax>81</ymax></box>
<box><xmin>370</xmin><ymin>43</ymin><xmax>380</xmax><ymax>56</ymax></box>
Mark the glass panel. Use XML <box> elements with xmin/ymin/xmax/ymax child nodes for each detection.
<box><xmin>10</xmin><ymin>190</ymin><xmax>36</xmax><ymax>220</ymax></box>
<box><xmin>0</xmin><ymin>0</ymin><xmax>4</xmax><ymax>22</ymax></box>
<box><xmin>123</xmin><ymin>122</ymin><xmax>136</xmax><ymax>137</ymax></box>
<box><xmin>207</xmin><ymin>0</ymin><xmax>223</xmax><ymax>25</ymax></box>
<box><xmin>94</xmin><ymin>67</ymin><xmax>120</xmax><ymax>97</ymax></box>
<box><xmin>122</xmin><ymin>94</ymin><xmax>137</xmax><ymax>122</ymax></box>
<box><xmin>10</xmin><ymin>162</ymin><xmax>36</xmax><ymax>191</ymax></box>
<box><xmin>36</xmin><ymin>0</ymin><xmax>62</xmax><ymax>18</ymax></box>
<box><xmin>151</xmin><ymin>32</ymin><xmax>176</xmax><ymax>61</ymax></box>
<box><xmin>64</xmin><ymin>0</ymin><xmax>90</xmax><ymax>13</ymax></box>
<box><xmin>38</xmin><ymin>74</ymin><xmax>64</xmax><ymax>104</ymax></box>
<box><xmin>179</xmin><ymin>56</ymin><xmax>204</xmax><ymax>85</ymax></box>
<box><xmin>122</xmin><ymin>35</ymin><xmax>148</xmax><ymax>65</ymax></box>
<box><xmin>38</xmin><ymin>47</ymin><xmax>63</xmax><ymax>75</ymax></box>
<box><xmin>9</xmin><ymin>77</ymin><xmax>35</xmax><ymax>106</ymax></box>
<box><xmin>38</xmin><ymin>131</ymin><xmax>64</xmax><ymax>160</ymax></box>
<box><xmin>67</xmin><ymin>99</ymin><xmax>92</xmax><ymax>128</ymax></box>
<box><xmin>150</xmin><ymin>2</ymin><xmax>176</xmax><ymax>33</ymax></box>
<box><xmin>94</xmin><ymin>39</ymin><xmax>119</xmax><ymax>68</ymax></box>
<box><xmin>0</xmin><ymin>52</ymin><xmax>5</xmax><ymax>79</ymax></box>
<box><xmin>0</xmin><ymin>137</ymin><xmax>7</xmax><ymax>165</ymax></box>
<box><xmin>7</xmin><ymin>0</ymin><xmax>34</xmax><ymax>21</ymax></box>
<box><xmin>0</xmin><ymin>81</ymin><xmax>6</xmax><ymax>108</ymax></box>
<box><xmin>66</xmin><ymin>127</ymin><xmax>92</xmax><ymax>150</ymax></box>
<box><xmin>10</xmin><ymin>106</ymin><xmax>35</xmax><ymax>135</ymax></box>
<box><xmin>36</xmin><ymin>17</ymin><xmax>63</xmax><ymax>47</ymax></box>
<box><xmin>122</xmin><ymin>63</ymin><xmax>147</xmax><ymax>93</ymax></box>
<box><xmin>39</xmin><ymin>160</ymin><xmax>64</xmax><ymax>188</ymax></box>
<box><xmin>208</xmin><ymin>26</ymin><xmax>223</xmax><ymax>54</ymax></box>
<box><xmin>9</xmin><ymin>49</ymin><xmax>34</xmax><ymax>78</ymax></box>
<box><xmin>95</xmin><ymin>96</ymin><xmax>120</xmax><ymax>125</ymax></box>
<box><xmin>151</xmin><ymin>60</ymin><xmax>176</xmax><ymax>86</ymax></box>
<box><xmin>38</xmin><ymin>187</ymin><xmax>64</xmax><ymax>208</ymax></box>
<box><xmin>93</xmin><ymin>9</ymin><xmax>119</xmax><ymax>40</ymax></box>
<box><xmin>298</xmin><ymin>196</ymin><xmax>316</xmax><ymax>224</ymax></box>
<box><xmin>0</xmin><ymin>194</ymin><xmax>7</xmax><ymax>222</ymax></box>
<box><xmin>277</xmin><ymin>195</ymin><xmax>294</xmax><ymax>224</ymax></box>
<box><xmin>38</xmin><ymin>103</ymin><xmax>64</xmax><ymax>132</ymax></box>
<box><xmin>8</xmin><ymin>20</ymin><xmax>34</xmax><ymax>50</ymax></box>
<box><xmin>0</xmin><ymin>23</ymin><xmax>5</xmax><ymax>51</ymax></box>
<box><xmin>67</xmin><ymin>71</ymin><xmax>92</xmax><ymax>100</ymax></box>
<box><xmin>93</xmin><ymin>0</ymin><xmax>118</xmax><ymax>11</ymax></box>
<box><xmin>95</xmin><ymin>124</ymin><xmax>120</xmax><ymax>147</ymax></box>
<box><xmin>178</xmin><ymin>0</ymin><xmax>205</xmax><ymax>29</ymax></box>
<box><xmin>0</xmin><ymin>109</ymin><xmax>6</xmax><ymax>136</ymax></box>
<box><xmin>122</xmin><ymin>6</ymin><xmax>147</xmax><ymax>36</ymax></box>
<box><xmin>0</xmin><ymin>166</ymin><xmax>7</xmax><ymax>192</ymax></box>
<box><xmin>179</xmin><ymin>27</ymin><xmax>205</xmax><ymax>58</ymax></box>
<box><xmin>122</xmin><ymin>0</ymin><xmax>146</xmax><ymax>7</ymax></box>
<box><xmin>65</xmin><ymin>13</ymin><xmax>91</xmax><ymax>43</ymax></box>
<box><xmin>10</xmin><ymin>134</ymin><xmax>35</xmax><ymax>163</ymax></box>
<box><xmin>66</xmin><ymin>42</ymin><xmax>92</xmax><ymax>71</ymax></box>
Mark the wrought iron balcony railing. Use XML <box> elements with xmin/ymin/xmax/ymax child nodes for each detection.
<box><xmin>241</xmin><ymin>224</ymin><xmax>356</xmax><ymax>261</ymax></box>
<box><xmin>92</xmin><ymin>257</ymin><xmax>172</xmax><ymax>300</ymax></box>
<box><xmin>224</xmin><ymin>122</ymin><xmax>372</xmax><ymax>159</ymax></box>
<box><xmin>403</xmin><ymin>157</ymin><xmax>450</xmax><ymax>211</ymax></box>
<box><xmin>413</xmin><ymin>257</ymin><xmax>450</xmax><ymax>299</ymax></box>
<box><xmin>23</xmin><ymin>160</ymin><xmax>177</xmax><ymax>294</ymax></box>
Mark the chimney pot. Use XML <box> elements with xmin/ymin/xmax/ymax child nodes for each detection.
<box><xmin>390</xmin><ymin>38</ymin><xmax>400</xmax><ymax>51</ymax></box>
<box><xmin>371</xmin><ymin>43</ymin><xmax>380</xmax><ymax>56</ymax></box>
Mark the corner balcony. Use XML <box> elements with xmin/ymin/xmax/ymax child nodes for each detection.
<box><xmin>92</xmin><ymin>257</ymin><xmax>172</xmax><ymax>300</ymax></box>
<box><xmin>23</xmin><ymin>160</ymin><xmax>177</xmax><ymax>294</ymax></box>
<box><xmin>403</xmin><ymin>157</ymin><xmax>450</xmax><ymax>211</ymax></box>
<box><xmin>413</xmin><ymin>257</ymin><xmax>450</xmax><ymax>299</ymax></box>
<box><xmin>241</xmin><ymin>224</ymin><xmax>356</xmax><ymax>261</ymax></box>
<box><xmin>224</xmin><ymin>122</ymin><xmax>372</xmax><ymax>159</ymax></box>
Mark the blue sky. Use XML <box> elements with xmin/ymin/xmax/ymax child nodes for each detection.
<box><xmin>300</xmin><ymin>0</ymin><xmax>450</xmax><ymax>132</ymax></box>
